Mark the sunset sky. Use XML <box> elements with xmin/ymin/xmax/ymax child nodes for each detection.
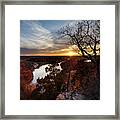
<box><xmin>20</xmin><ymin>20</ymin><xmax>79</xmax><ymax>56</ymax></box>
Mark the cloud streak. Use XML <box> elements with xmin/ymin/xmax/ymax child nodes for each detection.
<box><xmin>20</xmin><ymin>21</ymin><xmax>54</xmax><ymax>50</ymax></box>
<box><xmin>20</xmin><ymin>20</ymin><xmax>79</xmax><ymax>56</ymax></box>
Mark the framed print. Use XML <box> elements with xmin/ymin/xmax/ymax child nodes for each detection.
<box><xmin>0</xmin><ymin>0</ymin><xmax>119</xmax><ymax>119</ymax></box>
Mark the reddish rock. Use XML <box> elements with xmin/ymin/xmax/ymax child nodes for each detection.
<box><xmin>20</xmin><ymin>61</ymin><xmax>36</xmax><ymax>99</ymax></box>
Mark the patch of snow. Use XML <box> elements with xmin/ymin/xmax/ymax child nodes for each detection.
<box><xmin>32</xmin><ymin>62</ymin><xmax>62</xmax><ymax>84</ymax></box>
<box><xmin>32</xmin><ymin>64</ymin><xmax>50</xmax><ymax>84</ymax></box>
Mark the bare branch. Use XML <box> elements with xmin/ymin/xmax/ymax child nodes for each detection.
<box><xmin>57</xmin><ymin>20</ymin><xmax>100</xmax><ymax>64</ymax></box>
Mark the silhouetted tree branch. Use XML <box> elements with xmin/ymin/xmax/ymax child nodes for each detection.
<box><xmin>57</xmin><ymin>20</ymin><xmax>100</xmax><ymax>64</ymax></box>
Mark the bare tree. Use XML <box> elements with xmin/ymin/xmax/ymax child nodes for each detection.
<box><xmin>58</xmin><ymin>20</ymin><xmax>100</xmax><ymax>64</ymax></box>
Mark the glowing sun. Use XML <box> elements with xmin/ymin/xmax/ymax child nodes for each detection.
<box><xmin>67</xmin><ymin>51</ymin><xmax>75</xmax><ymax>56</ymax></box>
